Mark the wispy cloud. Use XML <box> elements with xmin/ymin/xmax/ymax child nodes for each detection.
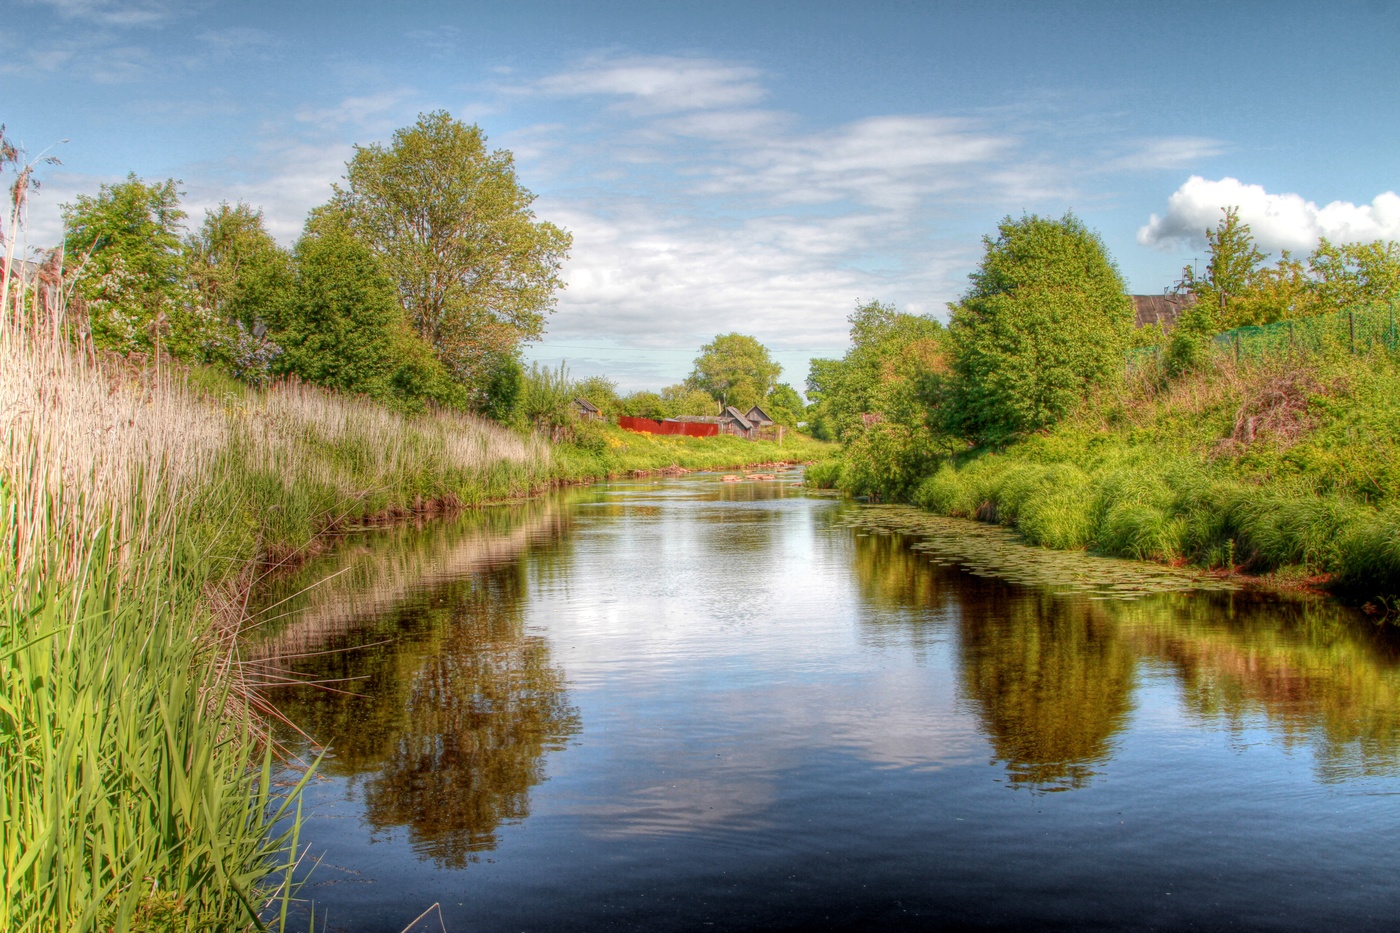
<box><xmin>1107</xmin><ymin>136</ymin><xmax>1225</xmax><ymax>172</ymax></box>
<box><xmin>526</xmin><ymin>54</ymin><xmax>767</xmax><ymax>114</ymax></box>
<box><xmin>1138</xmin><ymin>175</ymin><xmax>1400</xmax><ymax>253</ymax></box>
<box><xmin>23</xmin><ymin>0</ymin><xmax>189</xmax><ymax>28</ymax></box>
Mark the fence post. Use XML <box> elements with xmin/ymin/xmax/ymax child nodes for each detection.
<box><xmin>1234</xmin><ymin>334</ymin><xmax>1241</xmax><ymax>363</ymax></box>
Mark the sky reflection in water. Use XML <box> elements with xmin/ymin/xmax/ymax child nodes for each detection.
<box><xmin>253</xmin><ymin>475</ymin><xmax>1400</xmax><ymax>932</ymax></box>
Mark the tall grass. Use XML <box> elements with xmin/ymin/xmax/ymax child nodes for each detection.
<box><xmin>906</xmin><ymin>347</ymin><xmax>1400</xmax><ymax>602</ymax></box>
<box><xmin>0</xmin><ymin>243</ymin><xmax>552</xmax><ymax>927</ymax></box>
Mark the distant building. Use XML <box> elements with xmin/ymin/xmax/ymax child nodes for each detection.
<box><xmin>719</xmin><ymin>406</ymin><xmax>756</xmax><ymax>439</ymax></box>
<box><xmin>573</xmin><ymin>398</ymin><xmax>602</xmax><ymax>422</ymax></box>
<box><xmin>744</xmin><ymin>405</ymin><xmax>774</xmax><ymax>429</ymax></box>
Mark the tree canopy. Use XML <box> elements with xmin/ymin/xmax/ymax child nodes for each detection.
<box><xmin>686</xmin><ymin>333</ymin><xmax>782</xmax><ymax>410</ymax></box>
<box><xmin>948</xmin><ymin>213</ymin><xmax>1132</xmax><ymax>442</ymax></box>
<box><xmin>334</xmin><ymin>112</ymin><xmax>572</xmax><ymax>404</ymax></box>
<box><xmin>63</xmin><ymin>173</ymin><xmax>191</xmax><ymax>353</ymax></box>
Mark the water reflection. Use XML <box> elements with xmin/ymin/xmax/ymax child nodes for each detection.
<box><xmin>252</xmin><ymin>503</ymin><xmax>580</xmax><ymax>869</ymax></box>
<box><xmin>847</xmin><ymin>528</ymin><xmax>1400</xmax><ymax>793</ymax></box>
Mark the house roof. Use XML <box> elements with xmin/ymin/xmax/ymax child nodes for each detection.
<box><xmin>1132</xmin><ymin>292</ymin><xmax>1196</xmax><ymax>330</ymax></box>
<box><xmin>745</xmin><ymin>405</ymin><xmax>773</xmax><ymax>424</ymax></box>
<box><xmin>721</xmin><ymin>406</ymin><xmax>753</xmax><ymax>430</ymax></box>
<box><xmin>573</xmin><ymin>397</ymin><xmax>600</xmax><ymax>413</ymax></box>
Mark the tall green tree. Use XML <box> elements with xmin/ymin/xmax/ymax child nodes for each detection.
<box><xmin>1182</xmin><ymin>206</ymin><xmax>1266</xmax><ymax>328</ymax></box>
<box><xmin>334</xmin><ymin>112</ymin><xmax>572</xmax><ymax>405</ymax></box>
<box><xmin>949</xmin><ymin>213</ymin><xmax>1132</xmax><ymax>443</ymax></box>
<box><xmin>278</xmin><ymin>207</ymin><xmax>464</xmax><ymax>412</ymax></box>
<box><xmin>185</xmin><ymin>201</ymin><xmax>292</xmax><ymax>331</ymax></box>
<box><xmin>62</xmin><ymin>173</ymin><xmax>197</xmax><ymax>354</ymax></box>
<box><xmin>805</xmin><ymin>300</ymin><xmax>944</xmax><ymax>442</ymax></box>
<box><xmin>686</xmin><ymin>333</ymin><xmax>782</xmax><ymax>410</ymax></box>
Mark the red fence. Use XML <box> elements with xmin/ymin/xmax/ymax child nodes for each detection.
<box><xmin>617</xmin><ymin>416</ymin><xmax>719</xmax><ymax>438</ymax></box>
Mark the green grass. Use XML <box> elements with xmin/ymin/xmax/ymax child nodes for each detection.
<box><xmin>830</xmin><ymin>340</ymin><xmax>1400</xmax><ymax>604</ymax></box>
<box><xmin>551</xmin><ymin>420</ymin><xmax>835</xmax><ymax>480</ymax></box>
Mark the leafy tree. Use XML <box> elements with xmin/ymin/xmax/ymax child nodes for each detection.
<box><xmin>277</xmin><ymin>208</ymin><xmax>406</xmax><ymax>397</ymax></box>
<box><xmin>805</xmin><ymin>300</ymin><xmax>945</xmax><ymax>442</ymax></box>
<box><xmin>576</xmin><ymin>374</ymin><xmax>623</xmax><ymax>418</ymax></box>
<box><xmin>62</xmin><ymin>173</ymin><xmax>202</xmax><ymax>354</ymax></box>
<box><xmin>660</xmin><ymin>383</ymin><xmax>715</xmax><ymax>418</ymax></box>
<box><xmin>766</xmin><ymin>383</ymin><xmax>805</xmax><ymax>426</ymax></box>
<box><xmin>948</xmin><ymin>213</ymin><xmax>1132</xmax><ymax>443</ymax></box>
<box><xmin>686</xmin><ymin>333</ymin><xmax>781</xmax><ymax>410</ymax></box>
<box><xmin>335</xmin><ymin>112</ymin><xmax>572</xmax><ymax>404</ymax></box>
<box><xmin>620</xmin><ymin>391</ymin><xmax>668</xmax><ymax>420</ymax></box>
<box><xmin>516</xmin><ymin>362</ymin><xmax>577</xmax><ymax>440</ymax></box>
<box><xmin>1182</xmin><ymin>206</ymin><xmax>1266</xmax><ymax>329</ymax></box>
<box><xmin>185</xmin><ymin>201</ymin><xmax>292</xmax><ymax>331</ymax></box>
<box><xmin>1308</xmin><ymin>238</ymin><xmax>1400</xmax><ymax>310</ymax></box>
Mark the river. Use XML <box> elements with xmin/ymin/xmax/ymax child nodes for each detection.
<box><xmin>251</xmin><ymin>471</ymin><xmax>1400</xmax><ymax>932</ymax></box>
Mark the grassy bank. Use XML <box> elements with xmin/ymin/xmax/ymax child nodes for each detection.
<box><xmin>2</xmin><ymin>266</ymin><xmax>830</xmax><ymax>928</ymax></box>
<box><xmin>0</xmin><ymin>281</ymin><xmax>554</xmax><ymax>928</ymax></box>
<box><xmin>815</xmin><ymin>343</ymin><xmax>1400</xmax><ymax>605</ymax></box>
<box><xmin>552</xmin><ymin>421</ymin><xmax>834</xmax><ymax>480</ymax></box>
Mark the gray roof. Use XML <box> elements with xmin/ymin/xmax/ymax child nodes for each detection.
<box><xmin>721</xmin><ymin>406</ymin><xmax>753</xmax><ymax>430</ymax></box>
<box><xmin>573</xmin><ymin>397</ymin><xmax>600</xmax><ymax>413</ymax></box>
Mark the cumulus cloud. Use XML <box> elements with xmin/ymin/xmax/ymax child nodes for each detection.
<box><xmin>1139</xmin><ymin>176</ymin><xmax>1400</xmax><ymax>253</ymax></box>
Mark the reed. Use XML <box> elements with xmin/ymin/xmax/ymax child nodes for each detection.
<box><xmin>0</xmin><ymin>237</ymin><xmax>551</xmax><ymax>927</ymax></box>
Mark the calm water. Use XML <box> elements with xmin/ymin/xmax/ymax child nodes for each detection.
<box><xmin>252</xmin><ymin>473</ymin><xmax>1400</xmax><ymax>932</ymax></box>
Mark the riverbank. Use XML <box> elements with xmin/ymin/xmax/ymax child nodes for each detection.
<box><xmin>1</xmin><ymin>295</ymin><xmax>825</xmax><ymax>929</ymax></box>
<box><xmin>812</xmin><ymin>346</ymin><xmax>1400</xmax><ymax>608</ymax></box>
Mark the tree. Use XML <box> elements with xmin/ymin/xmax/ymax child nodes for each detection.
<box><xmin>805</xmin><ymin>300</ymin><xmax>944</xmax><ymax>442</ymax></box>
<box><xmin>278</xmin><ymin>208</ymin><xmax>412</xmax><ymax>400</ymax></box>
<box><xmin>686</xmin><ymin>333</ymin><xmax>781</xmax><ymax>410</ymax></box>
<box><xmin>334</xmin><ymin>112</ymin><xmax>572</xmax><ymax>404</ymax></box>
<box><xmin>63</xmin><ymin>173</ymin><xmax>196</xmax><ymax>353</ymax></box>
<box><xmin>185</xmin><ymin>201</ymin><xmax>292</xmax><ymax>331</ymax></box>
<box><xmin>1183</xmin><ymin>206</ymin><xmax>1266</xmax><ymax>329</ymax></box>
<box><xmin>766</xmin><ymin>383</ymin><xmax>805</xmax><ymax>426</ymax></box>
<box><xmin>660</xmin><ymin>383</ymin><xmax>715</xmax><ymax>418</ymax></box>
<box><xmin>948</xmin><ymin>213</ymin><xmax>1132</xmax><ymax>442</ymax></box>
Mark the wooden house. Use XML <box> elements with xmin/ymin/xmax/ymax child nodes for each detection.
<box><xmin>744</xmin><ymin>405</ymin><xmax>774</xmax><ymax>429</ymax></box>
<box><xmin>573</xmin><ymin>398</ymin><xmax>602</xmax><ymax>422</ymax></box>
<box><xmin>719</xmin><ymin>406</ymin><xmax>756</xmax><ymax>439</ymax></box>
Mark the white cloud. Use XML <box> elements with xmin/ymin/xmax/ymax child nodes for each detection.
<box><xmin>1108</xmin><ymin>136</ymin><xmax>1225</xmax><ymax>172</ymax></box>
<box><xmin>528</xmin><ymin>54</ymin><xmax>767</xmax><ymax>114</ymax></box>
<box><xmin>294</xmin><ymin>89</ymin><xmax>419</xmax><ymax>133</ymax></box>
<box><xmin>1138</xmin><ymin>176</ymin><xmax>1400</xmax><ymax>253</ymax></box>
<box><xmin>24</xmin><ymin>0</ymin><xmax>186</xmax><ymax>27</ymax></box>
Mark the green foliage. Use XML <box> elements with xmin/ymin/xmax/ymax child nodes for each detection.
<box><xmin>806</xmin><ymin>300</ymin><xmax>947</xmax><ymax>443</ymax></box>
<box><xmin>575</xmin><ymin>374</ymin><xmax>622</xmax><ymax>417</ymax></box>
<box><xmin>516</xmin><ymin>362</ymin><xmax>577</xmax><ymax>438</ymax></box>
<box><xmin>660</xmin><ymin>382</ymin><xmax>717</xmax><ymax>418</ymax></box>
<box><xmin>620</xmin><ymin>390</ymin><xmax>668</xmax><ymax>420</ymax></box>
<box><xmin>277</xmin><ymin>208</ymin><xmax>402</xmax><ymax>397</ymax></box>
<box><xmin>948</xmin><ymin>213</ymin><xmax>1133</xmax><ymax>443</ymax></box>
<box><xmin>1184</xmin><ymin>206</ymin><xmax>1265</xmax><ymax>324</ymax></box>
<box><xmin>766</xmin><ymin>382</ymin><xmax>805</xmax><ymax>426</ymax></box>
<box><xmin>335</xmin><ymin>111</ymin><xmax>572</xmax><ymax>401</ymax></box>
<box><xmin>184</xmin><ymin>202</ymin><xmax>292</xmax><ymax>331</ymax></box>
<box><xmin>687</xmin><ymin>333</ymin><xmax>782</xmax><ymax>410</ymax></box>
<box><xmin>62</xmin><ymin>174</ymin><xmax>211</xmax><ymax>356</ymax></box>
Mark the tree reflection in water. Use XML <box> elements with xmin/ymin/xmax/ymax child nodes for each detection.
<box><xmin>264</xmin><ymin>532</ymin><xmax>580</xmax><ymax>869</ymax></box>
<box><xmin>846</xmin><ymin>519</ymin><xmax>1400</xmax><ymax>793</ymax></box>
<box><xmin>956</xmin><ymin>589</ymin><xmax>1135</xmax><ymax>791</ymax></box>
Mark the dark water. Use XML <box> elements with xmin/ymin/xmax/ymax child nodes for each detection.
<box><xmin>252</xmin><ymin>474</ymin><xmax>1400</xmax><ymax>932</ymax></box>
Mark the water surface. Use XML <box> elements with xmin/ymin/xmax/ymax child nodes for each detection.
<box><xmin>253</xmin><ymin>474</ymin><xmax>1400</xmax><ymax>932</ymax></box>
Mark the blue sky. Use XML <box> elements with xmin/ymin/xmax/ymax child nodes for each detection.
<box><xmin>6</xmin><ymin>0</ymin><xmax>1399</xmax><ymax>391</ymax></box>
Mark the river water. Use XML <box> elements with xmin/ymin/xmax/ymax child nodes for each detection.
<box><xmin>253</xmin><ymin>472</ymin><xmax>1400</xmax><ymax>932</ymax></box>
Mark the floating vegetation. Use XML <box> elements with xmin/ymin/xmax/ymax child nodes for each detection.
<box><xmin>841</xmin><ymin>505</ymin><xmax>1237</xmax><ymax>599</ymax></box>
